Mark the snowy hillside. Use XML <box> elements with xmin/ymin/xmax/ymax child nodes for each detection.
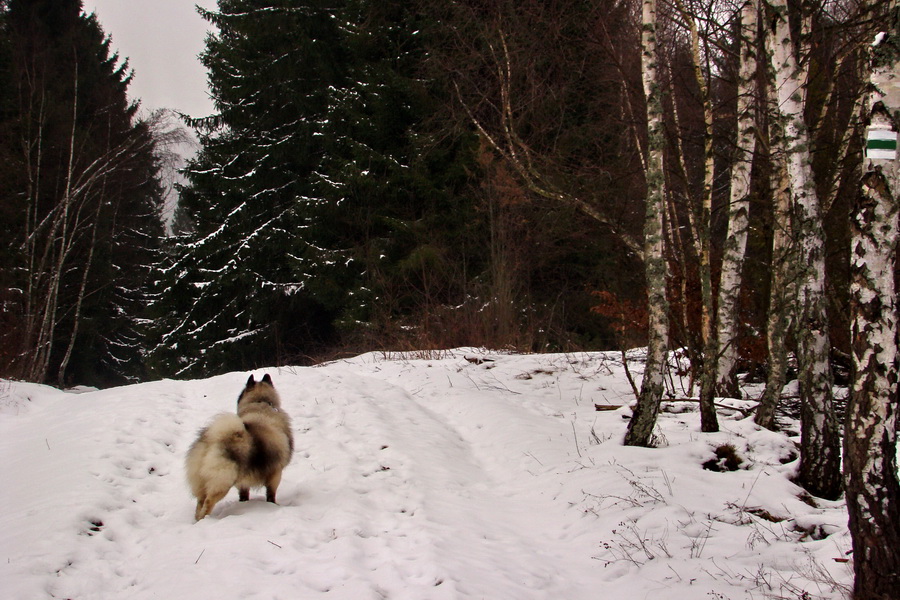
<box><xmin>1</xmin><ymin>350</ymin><xmax>852</xmax><ymax>599</ymax></box>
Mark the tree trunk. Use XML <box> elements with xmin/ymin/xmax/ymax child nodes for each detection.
<box><xmin>625</xmin><ymin>0</ymin><xmax>669</xmax><ymax>447</ymax></box>
<box><xmin>57</xmin><ymin>197</ymin><xmax>101</xmax><ymax>386</ymax></box>
<box><xmin>27</xmin><ymin>59</ymin><xmax>81</xmax><ymax>383</ymax></box>
<box><xmin>847</xmin><ymin>145</ymin><xmax>900</xmax><ymax>600</ymax></box>
<box><xmin>755</xmin><ymin>16</ymin><xmax>796</xmax><ymax>431</ymax></box>
<box><xmin>19</xmin><ymin>79</ymin><xmax>46</xmax><ymax>381</ymax></box>
<box><xmin>765</xmin><ymin>0</ymin><xmax>841</xmax><ymax>499</ymax></box>
<box><xmin>845</xmin><ymin>17</ymin><xmax>900</xmax><ymax>598</ymax></box>
<box><xmin>755</xmin><ymin>153</ymin><xmax>795</xmax><ymax>430</ymax></box>
<box><xmin>716</xmin><ymin>0</ymin><xmax>758</xmax><ymax>399</ymax></box>
<box><xmin>676</xmin><ymin>0</ymin><xmax>718</xmax><ymax>433</ymax></box>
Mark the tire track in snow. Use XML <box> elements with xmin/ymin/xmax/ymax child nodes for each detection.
<box><xmin>309</xmin><ymin>366</ymin><xmax>595</xmax><ymax>599</ymax></box>
<box><xmin>281</xmin><ymin>369</ymin><xmax>461</xmax><ymax>598</ymax></box>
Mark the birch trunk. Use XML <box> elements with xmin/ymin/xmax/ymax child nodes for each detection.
<box><xmin>765</xmin><ymin>0</ymin><xmax>841</xmax><ymax>499</ymax></box>
<box><xmin>20</xmin><ymin>76</ymin><xmax>45</xmax><ymax>380</ymax></box>
<box><xmin>57</xmin><ymin>199</ymin><xmax>101</xmax><ymax>386</ymax></box>
<box><xmin>755</xmin><ymin>152</ymin><xmax>795</xmax><ymax>429</ymax></box>
<box><xmin>756</xmin><ymin>7</ymin><xmax>800</xmax><ymax>429</ymax></box>
<box><xmin>677</xmin><ymin>0</ymin><xmax>719</xmax><ymax>433</ymax></box>
<box><xmin>715</xmin><ymin>0</ymin><xmax>758</xmax><ymax>399</ymax></box>
<box><xmin>26</xmin><ymin>59</ymin><xmax>81</xmax><ymax>383</ymax></box>
<box><xmin>624</xmin><ymin>0</ymin><xmax>669</xmax><ymax>447</ymax></box>
<box><xmin>845</xmin><ymin>16</ymin><xmax>900</xmax><ymax>596</ymax></box>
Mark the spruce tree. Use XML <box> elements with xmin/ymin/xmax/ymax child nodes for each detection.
<box><xmin>150</xmin><ymin>0</ymin><xmax>468</xmax><ymax>376</ymax></box>
<box><xmin>150</xmin><ymin>1</ymin><xmax>353</xmax><ymax>377</ymax></box>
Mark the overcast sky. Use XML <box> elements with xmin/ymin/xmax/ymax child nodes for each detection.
<box><xmin>85</xmin><ymin>0</ymin><xmax>217</xmax><ymax>117</ymax></box>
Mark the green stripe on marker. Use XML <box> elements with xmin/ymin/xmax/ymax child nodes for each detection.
<box><xmin>867</xmin><ymin>139</ymin><xmax>896</xmax><ymax>150</ymax></box>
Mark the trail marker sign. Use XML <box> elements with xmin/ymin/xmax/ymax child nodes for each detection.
<box><xmin>867</xmin><ymin>127</ymin><xmax>897</xmax><ymax>160</ymax></box>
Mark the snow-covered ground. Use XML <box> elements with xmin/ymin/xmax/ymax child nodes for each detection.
<box><xmin>1</xmin><ymin>350</ymin><xmax>853</xmax><ymax>599</ymax></box>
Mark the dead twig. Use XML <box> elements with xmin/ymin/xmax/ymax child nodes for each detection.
<box><xmin>664</xmin><ymin>398</ymin><xmax>756</xmax><ymax>418</ymax></box>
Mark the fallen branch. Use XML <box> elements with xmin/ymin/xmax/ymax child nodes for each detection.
<box><xmin>664</xmin><ymin>398</ymin><xmax>756</xmax><ymax>418</ymax></box>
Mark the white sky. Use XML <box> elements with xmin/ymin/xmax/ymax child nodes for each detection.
<box><xmin>86</xmin><ymin>0</ymin><xmax>217</xmax><ymax>117</ymax></box>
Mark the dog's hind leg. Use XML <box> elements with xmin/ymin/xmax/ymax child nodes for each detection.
<box><xmin>238</xmin><ymin>487</ymin><xmax>250</xmax><ymax>501</ymax></box>
<box><xmin>195</xmin><ymin>484</ymin><xmax>231</xmax><ymax>521</ymax></box>
<box><xmin>194</xmin><ymin>498</ymin><xmax>206</xmax><ymax>521</ymax></box>
<box><xmin>265</xmin><ymin>471</ymin><xmax>283</xmax><ymax>503</ymax></box>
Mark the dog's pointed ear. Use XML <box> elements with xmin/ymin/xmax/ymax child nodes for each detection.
<box><xmin>262</xmin><ymin>373</ymin><xmax>273</xmax><ymax>385</ymax></box>
<box><xmin>246</xmin><ymin>374</ymin><xmax>256</xmax><ymax>387</ymax></box>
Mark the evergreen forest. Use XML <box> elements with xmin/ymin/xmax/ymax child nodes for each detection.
<box><xmin>0</xmin><ymin>0</ymin><xmax>165</xmax><ymax>386</ymax></box>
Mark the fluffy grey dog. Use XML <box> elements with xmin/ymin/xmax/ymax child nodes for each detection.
<box><xmin>185</xmin><ymin>374</ymin><xmax>293</xmax><ymax>521</ymax></box>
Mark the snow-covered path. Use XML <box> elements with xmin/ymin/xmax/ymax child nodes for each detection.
<box><xmin>1</xmin><ymin>351</ymin><xmax>853</xmax><ymax>599</ymax></box>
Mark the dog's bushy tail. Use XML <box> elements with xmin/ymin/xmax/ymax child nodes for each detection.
<box><xmin>205</xmin><ymin>413</ymin><xmax>251</xmax><ymax>462</ymax></box>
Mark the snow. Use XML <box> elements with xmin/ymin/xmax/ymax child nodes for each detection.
<box><xmin>0</xmin><ymin>350</ymin><xmax>853</xmax><ymax>599</ymax></box>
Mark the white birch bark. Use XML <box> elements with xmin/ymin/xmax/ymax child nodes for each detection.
<box><xmin>28</xmin><ymin>59</ymin><xmax>81</xmax><ymax>382</ymax></box>
<box><xmin>674</xmin><ymin>0</ymin><xmax>719</xmax><ymax>432</ymax></box>
<box><xmin>754</xmin><ymin>152</ymin><xmax>795</xmax><ymax>429</ymax></box>
<box><xmin>765</xmin><ymin>0</ymin><xmax>841</xmax><ymax>499</ymax></box>
<box><xmin>845</xmin><ymin>13</ymin><xmax>900</xmax><ymax>595</ymax></box>
<box><xmin>715</xmin><ymin>0</ymin><xmax>758</xmax><ymax>398</ymax></box>
<box><xmin>624</xmin><ymin>0</ymin><xmax>670</xmax><ymax>447</ymax></box>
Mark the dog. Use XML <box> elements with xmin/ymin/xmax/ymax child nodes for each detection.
<box><xmin>185</xmin><ymin>374</ymin><xmax>294</xmax><ymax>521</ymax></box>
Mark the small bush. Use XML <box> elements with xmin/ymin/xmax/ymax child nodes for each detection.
<box><xmin>702</xmin><ymin>444</ymin><xmax>744</xmax><ymax>472</ymax></box>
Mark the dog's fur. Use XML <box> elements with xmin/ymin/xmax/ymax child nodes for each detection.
<box><xmin>185</xmin><ymin>374</ymin><xmax>293</xmax><ymax>521</ymax></box>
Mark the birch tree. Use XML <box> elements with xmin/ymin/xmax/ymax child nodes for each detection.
<box><xmin>844</xmin><ymin>4</ymin><xmax>900</xmax><ymax>594</ymax></box>
<box><xmin>754</xmin><ymin>152</ymin><xmax>797</xmax><ymax>429</ymax></box>
<box><xmin>763</xmin><ymin>0</ymin><xmax>841</xmax><ymax>499</ymax></box>
<box><xmin>624</xmin><ymin>0</ymin><xmax>670</xmax><ymax>447</ymax></box>
<box><xmin>654</xmin><ymin>0</ymin><xmax>758</xmax><ymax>431</ymax></box>
<box><xmin>755</xmin><ymin>12</ymin><xmax>800</xmax><ymax>429</ymax></box>
<box><xmin>629</xmin><ymin>0</ymin><xmax>761</xmax><ymax>433</ymax></box>
<box><xmin>715</xmin><ymin>0</ymin><xmax>759</xmax><ymax>398</ymax></box>
<box><xmin>671</xmin><ymin>0</ymin><xmax>719</xmax><ymax>433</ymax></box>
<box><xmin>753</xmin><ymin>0</ymin><xmax>869</xmax><ymax>433</ymax></box>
